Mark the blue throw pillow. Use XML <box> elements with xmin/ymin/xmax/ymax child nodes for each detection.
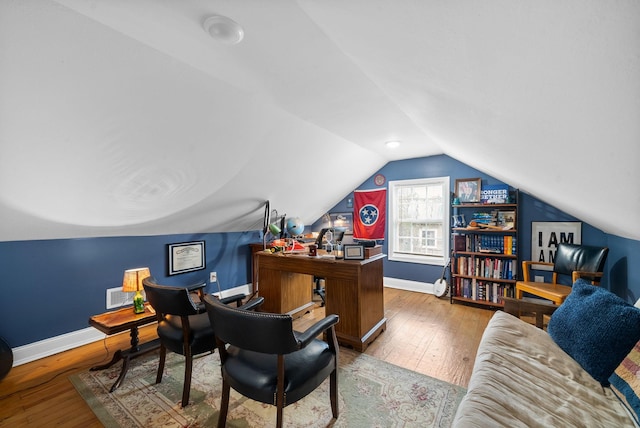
<box><xmin>548</xmin><ymin>279</ymin><xmax>640</xmax><ymax>386</ymax></box>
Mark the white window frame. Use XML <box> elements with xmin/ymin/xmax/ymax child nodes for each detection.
<box><xmin>388</xmin><ymin>177</ymin><xmax>450</xmax><ymax>266</ymax></box>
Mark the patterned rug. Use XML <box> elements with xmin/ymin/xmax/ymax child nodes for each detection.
<box><xmin>70</xmin><ymin>347</ymin><xmax>465</xmax><ymax>427</ymax></box>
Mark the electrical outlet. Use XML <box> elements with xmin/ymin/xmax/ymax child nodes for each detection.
<box><xmin>210</xmin><ymin>271</ymin><xmax>217</xmax><ymax>283</ymax></box>
<box><xmin>534</xmin><ymin>275</ymin><xmax>545</xmax><ymax>282</ymax></box>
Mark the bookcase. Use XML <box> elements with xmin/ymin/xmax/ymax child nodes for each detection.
<box><xmin>449</xmin><ymin>189</ymin><xmax>519</xmax><ymax>308</ymax></box>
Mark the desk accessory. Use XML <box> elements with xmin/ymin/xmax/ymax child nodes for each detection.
<box><xmin>343</xmin><ymin>244</ymin><xmax>365</xmax><ymax>260</ymax></box>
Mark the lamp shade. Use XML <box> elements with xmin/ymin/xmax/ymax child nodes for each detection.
<box><xmin>122</xmin><ymin>267</ymin><xmax>151</xmax><ymax>293</ymax></box>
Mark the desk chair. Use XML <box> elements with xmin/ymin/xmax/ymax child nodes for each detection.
<box><xmin>515</xmin><ymin>244</ymin><xmax>608</xmax><ymax>305</ymax></box>
<box><xmin>312</xmin><ymin>228</ymin><xmax>346</xmax><ymax>306</ymax></box>
<box><xmin>203</xmin><ymin>294</ymin><xmax>339</xmax><ymax>428</ymax></box>
<box><xmin>313</xmin><ymin>278</ymin><xmax>326</xmax><ymax>306</ymax></box>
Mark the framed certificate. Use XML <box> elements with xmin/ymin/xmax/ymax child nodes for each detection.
<box><xmin>168</xmin><ymin>241</ymin><xmax>206</xmax><ymax>275</ymax></box>
<box><xmin>343</xmin><ymin>244</ymin><xmax>365</xmax><ymax>260</ymax></box>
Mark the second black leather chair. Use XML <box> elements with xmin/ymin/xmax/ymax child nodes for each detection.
<box><xmin>203</xmin><ymin>293</ymin><xmax>339</xmax><ymax>427</ymax></box>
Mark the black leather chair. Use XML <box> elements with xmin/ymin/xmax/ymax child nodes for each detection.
<box><xmin>142</xmin><ymin>277</ymin><xmax>263</xmax><ymax>407</ymax></box>
<box><xmin>203</xmin><ymin>294</ymin><xmax>339</xmax><ymax>428</ymax></box>
<box><xmin>515</xmin><ymin>243</ymin><xmax>609</xmax><ymax>305</ymax></box>
<box><xmin>185</xmin><ymin>280</ymin><xmax>245</xmax><ymax>311</ymax></box>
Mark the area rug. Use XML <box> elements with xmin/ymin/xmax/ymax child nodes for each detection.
<box><xmin>70</xmin><ymin>348</ymin><xmax>465</xmax><ymax>427</ymax></box>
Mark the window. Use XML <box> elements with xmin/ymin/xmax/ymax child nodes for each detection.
<box><xmin>388</xmin><ymin>177</ymin><xmax>450</xmax><ymax>265</ymax></box>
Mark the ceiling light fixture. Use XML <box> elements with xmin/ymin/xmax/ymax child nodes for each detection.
<box><xmin>385</xmin><ymin>140</ymin><xmax>401</xmax><ymax>149</ymax></box>
<box><xmin>203</xmin><ymin>15</ymin><xmax>244</xmax><ymax>45</ymax></box>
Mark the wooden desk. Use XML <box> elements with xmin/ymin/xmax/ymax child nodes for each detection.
<box><xmin>89</xmin><ymin>304</ymin><xmax>159</xmax><ymax>392</ymax></box>
<box><xmin>255</xmin><ymin>251</ymin><xmax>387</xmax><ymax>351</ymax></box>
<box><xmin>250</xmin><ymin>243</ymin><xmax>316</xmax><ymax>319</ymax></box>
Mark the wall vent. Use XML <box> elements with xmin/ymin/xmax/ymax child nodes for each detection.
<box><xmin>106</xmin><ymin>287</ymin><xmax>146</xmax><ymax>309</ymax></box>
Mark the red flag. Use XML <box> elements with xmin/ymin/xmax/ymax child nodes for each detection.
<box><xmin>353</xmin><ymin>189</ymin><xmax>386</xmax><ymax>240</ymax></box>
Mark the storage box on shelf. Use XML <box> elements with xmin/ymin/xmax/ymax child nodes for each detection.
<box><xmin>450</xmin><ymin>189</ymin><xmax>519</xmax><ymax>308</ymax></box>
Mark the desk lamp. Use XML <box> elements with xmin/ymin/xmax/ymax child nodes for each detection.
<box><xmin>262</xmin><ymin>201</ymin><xmax>285</xmax><ymax>250</ymax></box>
<box><xmin>122</xmin><ymin>267</ymin><xmax>150</xmax><ymax>314</ymax></box>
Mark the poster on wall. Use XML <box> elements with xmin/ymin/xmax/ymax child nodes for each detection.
<box><xmin>329</xmin><ymin>212</ymin><xmax>353</xmax><ymax>235</ymax></box>
<box><xmin>531</xmin><ymin>222</ymin><xmax>582</xmax><ymax>266</ymax></box>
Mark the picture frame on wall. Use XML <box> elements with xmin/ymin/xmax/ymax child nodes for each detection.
<box><xmin>455</xmin><ymin>178</ymin><xmax>481</xmax><ymax>203</ymax></box>
<box><xmin>168</xmin><ymin>240</ymin><xmax>206</xmax><ymax>275</ymax></box>
<box><xmin>531</xmin><ymin>222</ymin><xmax>582</xmax><ymax>267</ymax></box>
<box><xmin>330</xmin><ymin>212</ymin><xmax>353</xmax><ymax>235</ymax></box>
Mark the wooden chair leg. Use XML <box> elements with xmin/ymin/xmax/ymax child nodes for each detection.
<box><xmin>217</xmin><ymin>380</ymin><xmax>231</xmax><ymax>428</ymax></box>
<box><xmin>276</xmin><ymin>401</ymin><xmax>284</xmax><ymax>428</ymax></box>
<box><xmin>182</xmin><ymin>349</ymin><xmax>193</xmax><ymax>407</ymax></box>
<box><xmin>276</xmin><ymin>356</ymin><xmax>285</xmax><ymax>428</ymax></box>
<box><xmin>330</xmin><ymin>368</ymin><xmax>338</xmax><ymax>418</ymax></box>
<box><xmin>515</xmin><ymin>287</ymin><xmax>524</xmax><ymax>299</ymax></box>
<box><xmin>156</xmin><ymin>345</ymin><xmax>166</xmax><ymax>384</ymax></box>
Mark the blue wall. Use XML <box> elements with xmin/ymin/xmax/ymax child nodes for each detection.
<box><xmin>1</xmin><ymin>154</ymin><xmax>638</xmax><ymax>350</ymax></box>
<box><xmin>326</xmin><ymin>155</ymin><xmax>639</xmax><ymax>299</ymax></box>
<box><xmin>0</xmin><ymin>231</ymin><xmax>260</xmax><ymax>348</ymax></box>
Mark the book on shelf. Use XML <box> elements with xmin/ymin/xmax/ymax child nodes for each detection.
<box><xmin>453</xmin><ymin>277</ymin><xmax>515</xmax><ymax>303</ymax></box>
<box><xmin>501</xmin><ymin>235</ymin><xmax>517</xmax><ymax>255</ymax></box>
<box><xmin>472</xmin><ymin>211</ymin><xmax>497</xmax><ymax>226</ymax></box>
<box><xmin>455</xmin><ymin>255</ymin><xmax>517</xmax><ymax>280</ymax></box>
<box><xmin>453</xmin><ymin>234</ymin><xmax>467</xmax><ymax>252</ymax></box>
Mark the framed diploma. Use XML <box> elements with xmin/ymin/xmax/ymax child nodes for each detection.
<box><xmin>343</xmin><ymin>244</ymin><xmax>365</xmax><ymax>260</ymax></box>
<box><xmin>168</xmin><ymin>241</ymin><xmax>206</xmax><ymax>275</ymax></box>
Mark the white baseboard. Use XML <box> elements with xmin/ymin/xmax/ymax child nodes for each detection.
<box><xmin>12</xmin><ymin>282</ymin><xmax>439</xmax><ymax>366</ymax></box>
<box><xmin>384</xmin><ymin>276</ymin><xmax>436</xmax><ymax>294</ymax></box>
<box><xmin>12</xmin><ymin>327</ymin><xmax>105</xmax><ymax>367</ymax></box>
<box><xmin>13</xmin><ymin>284</ymin><xmax>253</xmax><ymax>367</ymax></box>
<box><xmin>210</xmin><ymin>284</ymin><xmax>253</xmax><ymax>300</ymax></box>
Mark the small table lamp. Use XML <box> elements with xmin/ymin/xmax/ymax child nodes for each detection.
<box><xmin>122</xmin><ymin>267</ymin><xmax>150</xmax><ymax>314</ymax></box>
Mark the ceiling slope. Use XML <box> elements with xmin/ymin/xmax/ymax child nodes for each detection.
<box><xmin>300</xmin><ymin>0</ymin><xmax>640</xmax><ymax>240</ymax></box>
<box><xmin>0</xmin><ymin>0</ymin><xmax>638</xmax><ymax>241</ymax></box>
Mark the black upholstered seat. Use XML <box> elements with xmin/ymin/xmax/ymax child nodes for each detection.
<box><xmin>203</xmin><ymin>293</ymin><xmax>339</xmax><ymax>428</ymax></box>
<box><xmin>143</xmin><ymin>277</ymin><xmax>262</xmax><ymax>407</ymax></box>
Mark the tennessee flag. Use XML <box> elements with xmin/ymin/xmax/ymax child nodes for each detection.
<box><xmin>353</xmin><ymin>189</ymin><xmax>386</xmax><ymax>240</ymax></box>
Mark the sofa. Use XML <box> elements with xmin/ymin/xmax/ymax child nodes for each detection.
<box><xmin>453</xmin><ymin>280</ymin><xmax>640</xmax><ymax>427</ymax></box>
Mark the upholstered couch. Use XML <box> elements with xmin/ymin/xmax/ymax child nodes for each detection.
<box><xmin>453</xmin><ymin>280</ymin><xmax>640</xmax><ymax>427</ymax></box>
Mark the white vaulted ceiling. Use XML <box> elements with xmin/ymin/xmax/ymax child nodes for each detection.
<box><xmin>0</xmin><ymin>0</ymin><xmax>638</xmax><ymax>241</ymax></box>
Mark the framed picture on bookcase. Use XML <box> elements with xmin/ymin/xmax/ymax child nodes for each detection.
<box><xmin>455</xmin><ymin>178</ymin><xmax>481</xmax><ymax>203</ymax></box>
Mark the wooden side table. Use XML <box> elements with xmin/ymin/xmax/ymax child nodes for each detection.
<box><xmin>89</xmin><ymin>304</ymin><xmax>160</xmax><ymax>392</ymax></box>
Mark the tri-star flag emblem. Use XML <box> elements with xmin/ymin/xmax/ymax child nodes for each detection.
<box><xmin>353</xmin><ymin>189</ymin><xmax>386</xmax><ymax>240</ymax></box>
<box><xmin>358</xmin><ymin>204</ymin><xmax>379</xmax><ymax>226</ymax></box>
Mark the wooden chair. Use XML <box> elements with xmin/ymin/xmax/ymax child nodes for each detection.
<box><xmin>515</xmin><ymin>244</ymin><xmax>608</xmax><ymax>305</ymax></box>
<box><xmin>142</xmin><ymin>277</ymin><xmax>263</xmax><ymax>407</ymax></box>
<box><xmin>203</xmin><ymin>293</ymin><xmax>339</xmax><ymax>428</ymax></box>
<box><xmin>502</xmin><ymin>296</ymin><xmax>559</xmax><ymax>329</ymax></box>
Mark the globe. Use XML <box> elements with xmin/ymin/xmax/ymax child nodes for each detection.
<box><xmin>286</xmin><ymin>217</ymin><xmax>305</xmax><ymax>236</ymax></box>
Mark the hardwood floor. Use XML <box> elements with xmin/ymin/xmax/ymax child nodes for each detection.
<box><xmin>0</xmin><ymin>288</ymin><xmax>495</xmax><ymax>427</ymax></box>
